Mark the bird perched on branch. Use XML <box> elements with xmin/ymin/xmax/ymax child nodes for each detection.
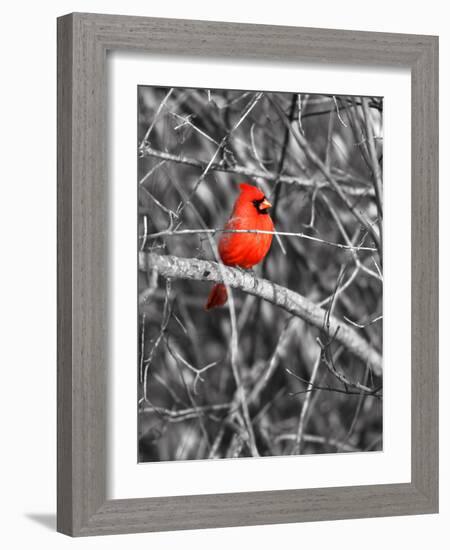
<box><xmin>205</xmin><ymin>183</ymin><xmax>274</xmax><ymax>310</ymax></box>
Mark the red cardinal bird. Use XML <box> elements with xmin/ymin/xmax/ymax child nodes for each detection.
<box><xmin>205</xmin><ymin>183</ymin><xmax>274</xmax><ymax>310</ymax></box>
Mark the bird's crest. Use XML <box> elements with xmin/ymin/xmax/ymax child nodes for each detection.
<box><xmin>239</xmin><ymin>182</ymin><xmax>257</xmax><ymax>194</ymax></box>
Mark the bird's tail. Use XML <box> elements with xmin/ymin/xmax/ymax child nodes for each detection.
<box><xmin>205</xmin><ymin>283</ymin><xmax>228</xmax><ymax>310</ymax></box>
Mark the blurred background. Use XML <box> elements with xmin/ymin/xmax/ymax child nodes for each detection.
<box><xmin>137</xmin><ymin>86</ymin><xmax>383</xmax><ymax>462</ymax></box>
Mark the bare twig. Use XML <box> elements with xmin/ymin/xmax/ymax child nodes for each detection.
<box><xmin>142</xmin><ymin>279</ymin><xmax>172</xmax><ymax>402</ymax></box>
<box><xmin>139</xmin><ymin>160</ymin><xmax>167</xmax><ymax>187</ymax></box>
<box><xmin>147</xmin><ymin>227</ymin><xmax>377</xmax><ymax>252</ymax></box>
<box><xmin>138</xmin><ymin>267</ymin><xmax>158</xmax><ymax>307</ymax></box>
<box><xmin>140</xmin><ymin>87</ymin><xmax>174</xmax><ymax>146</ymax></box>
<box><xmin>271</xmin><ymin>94</ymin><xmax>297</xmax><ymax>223</ymax></box>
<box><xmin>361</xmin><ymin>97</ymin><xmax>383</xmax><ymax>211</ymax></box>
<box><xmin>140</xmin><ymin>145</ymin><xmax>374</xmax><ymax>198</ymax></box>
<box><xmin>325</xmin><ymin>109</ymin><xmax>335</xmax><ymax>170</ymax></box>
<box><xmin>342</xmin><ymin>365</ymin><xmax>371</xmax><ymax>446</ymax></box>
<box><xmin>333</xmin><ymin>96</ymin><xmax>348</xmax><ymax>127</ymax></box>
<box><xmin>317</xmin><ymin>338</ymin><xmax>376</xmax><ymax>393</ymax></box>
<box><xmin>171</xmin><ymin>112</ymin><xmax>220</xmax><ymax>146</ymax></box>
<box><xmin>300</xmin><ymin>97</ymin><xmax>382</xmax><ymax>121</ymax></box>
<box><xmin>361</xmin><ymin>97</ymin><xmax>383</xmax><ymax>253</ymax></box>
<box><xmin>165</xmin><ymin>337</ymin><xmax>219</xmax><ymax>394</ymax></box>
<box><xmin>248</xmin><ymin>317</ymin><xmax>296</xmax><ymax>404</ymax></box>
<box><xmin>250</xmin><ymin>123</ymin><xmax>271</xmax><ymax>173</ymax></box>
<box><xmin>140</xmin><ymin>214</ymin><xmax>148</xmax><ymax>251</ymax></box>
<box><xmin>139</xmin><ymin>185</ymin><xmax>179</xmax><ymax>219</ymax></box>
<box><xmin>292</xmin><ymin>350</ymin><xmax>321</xmax><ymax>454</ymax></box>
<box><xmin>344</xmin><ymin>314</ymin><xmax>383</xmax><ymax>329</ymax></box>
<box><xmin>139</xmin><ymin>314</ymin><xmax>146</xmax><ymax>384</ymax></box>
<box><xmin>317</xmin><ymin>192</ymin><xmax>382</xmax><ymax>283</ymax></box>
<box><xmin>275</xmin><ymin>433</ymin><xmax>359</xmax><ymax>452</ymax></box>
<box><xmin>141</xmin><ymin>403</ymin><xmax>231</xmax><ymax>422</ymax></box>
<box><xmin>286</xmin><ymin>371</ymin><xmax>380</xmax><ymax>398</ymax></box>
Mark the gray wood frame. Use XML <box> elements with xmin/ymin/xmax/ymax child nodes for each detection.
<box><xmin>57</xmin><ymin>12</ymin><xmax>439</xmax><ymax>536</ymax></box>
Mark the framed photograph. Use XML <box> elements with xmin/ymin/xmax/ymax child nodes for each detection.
<box><xmin>57</xmin><ymin>13</ymin><xmax>438</xmax><ymax>536</ymax></box>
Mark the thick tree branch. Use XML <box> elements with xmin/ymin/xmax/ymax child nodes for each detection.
<box><xmin>139</xmin><ymin>252</ymin><xmax>382</xmax><ymax>376</ymax></box>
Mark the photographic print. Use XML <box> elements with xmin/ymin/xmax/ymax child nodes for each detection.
<box><xmin>138</xmin><ymin>86</ymin><xmax>383</xmax><ymax>462</ymax></box>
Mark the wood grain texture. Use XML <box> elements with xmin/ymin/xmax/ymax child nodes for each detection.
<box><xmin>58</xmin><ymin>13</ymin><xmax>108</xmax><ymax>535</ymax></box>
<box><xmin>410</xmin><ymin>37</ymin><xmax>439</xmax><ymax>507</ymax></box>
<box><xmin>57</xmin><ymin>14</ymin><xmax>74</xmax><ymax>535</ymax></box>
<box><xmin>57</xmin><ymin>12</ymin><xmax>439</xmax><ymax>536</ymax></box>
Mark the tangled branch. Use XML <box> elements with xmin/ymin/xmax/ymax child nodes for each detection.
<box><xmin>140</xmin><ymin>145</ymin><xmax>374</xmax><ymax>198</ymax></box>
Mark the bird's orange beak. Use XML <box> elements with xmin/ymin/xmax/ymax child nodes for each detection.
<box><xmin>261</xmin><ymin>198</ymin><xmax>272</xmax><ymax>209</ymax></box>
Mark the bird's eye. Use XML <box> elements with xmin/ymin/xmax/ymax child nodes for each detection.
<box><xmin>252</xmin><ymin>195</ymin><xmax>271</xmax><ymax>214</ymax></box>
<box><xmin>252</xmin><ymin>197</ymin><xmax>265</xmax><ymax>209</ymax></box>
